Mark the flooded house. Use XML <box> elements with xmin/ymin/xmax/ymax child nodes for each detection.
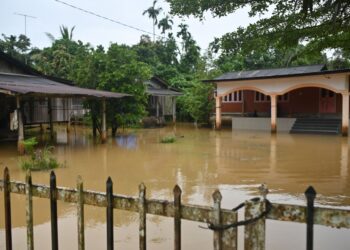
<box><xmin>0</xmin><ymin>51</ymin><xmax>129</xmax><ymax>153</ymax></box>
<box><xmin>145</xmin><ymin>76</ymin><xmax>182</xmax><ymax>124</ymax></box>
<box><xmin>208</xmin><ymin>65</ymin><xmax>350</xmax><ymax>135</ymax></box>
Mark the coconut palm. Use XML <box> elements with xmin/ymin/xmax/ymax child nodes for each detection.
<box><xmin>143</xmin><ymin>0</ymin><xmax>162</xmax><ymax>41</ymax></box>
<box><xmin>45</xmin><ymin>25</ymin><xmax>75</xmax><ymax>43</ymax></box>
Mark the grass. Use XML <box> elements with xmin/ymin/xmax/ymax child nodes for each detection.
<box><xmin>160</xmin><ymin>135</ymin><xmax>176</xmax><ymax>143</ymax></box>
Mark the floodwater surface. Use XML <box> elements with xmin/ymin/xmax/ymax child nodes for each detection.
<box><xmin>0</xmin><ymin>124</ymin><xmax>349</xmax><ymax>249</ymax></box>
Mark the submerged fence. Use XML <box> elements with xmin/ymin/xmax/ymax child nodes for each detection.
<box><xmin>1</xmin><ymin>167</ymin><xmax>350</xmax><ymax>250</ymax></box>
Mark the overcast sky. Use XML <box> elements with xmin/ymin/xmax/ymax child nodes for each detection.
<box><xmin>1</xmin><ymin>0</ymin><xmax>260</xmax><ymax>51</ymax></box>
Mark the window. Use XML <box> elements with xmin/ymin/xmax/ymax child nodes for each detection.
<box><xmin>254</xmin><ymin>92</ymin><xmax>270</xmax><ymax>102</ymax></box>
<box><xmin>222</xmin><ymin>91</ymin><xmax>243</xmax><ymax>103</ymax></box>
<box><xmin>278</xmin><ymin>93</ymin><xmax>289</xmax><ymax>102</ymax></box>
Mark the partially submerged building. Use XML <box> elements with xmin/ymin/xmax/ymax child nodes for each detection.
<box><xmin>0</xmin><ymin>51</ymin><xmax>129</xmax><ymax>153</ymax></box>
<box><xmin>207</xmin><ymin>65</ymin><xmax>350</xmax><ymax>135</ymax></box>
<box><xmin>145</xmin><ymin>76</ymin><xmax>182</xmax><ymax>123</ymax></box>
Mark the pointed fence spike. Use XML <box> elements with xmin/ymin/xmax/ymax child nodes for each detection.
<box><xmin>305</xmin><ymin>186</ymin><xmax>317</xmax><ymax>199</ymax></box>
<box><xmin>212</xmin><ymin>189</ymin><xmax>222</xmax><ymax>203</ymax></box>
<box><xmin>173</xmin><ymin>184</ymin><xmax>182</xmax><ymax>196</ymax></box>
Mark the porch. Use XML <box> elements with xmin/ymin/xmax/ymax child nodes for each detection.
<box><xmin>207</xmin><ymin>65</ymin><xmax>350</xmax><ymax>136</ymax></box>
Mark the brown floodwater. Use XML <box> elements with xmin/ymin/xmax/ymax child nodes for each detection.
<box><xmin>0</xmin><ymin>124</ymin><xmax>349</xmax><ymax>249</ymax></box>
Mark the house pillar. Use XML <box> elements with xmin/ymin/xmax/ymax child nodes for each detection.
<box><xmin>101</xmin><ymin>98</ymin><xmax>107</xmax><ymax>143</ymax></box>
<box><xmin>16</xmin><ymin>96</ymin><xmax>25</xmax><ymax>154</ymax></box>
<box><xmin>48</xmin><ymin>98</ymin><xmax>54</xmax><ymax>141</ymax></box>
<box><xmin>65</xmin><ymin>98</ymin><xmax>71</xmax><ymax>133</ymax></box>
<box><xmin>270</xmin><ymin>95</ymin><xmax>277</xmax><ymax>133</ymax></box>
<box><xmin>342</xmin><ymin>92</ymin><xmax>349</xmax><ymax>136</ymax></box>
<box><xmin>215</xmin><ymin>96</ymin><xmax>222</xmax><ymax>130</ymax></box>
<box><xmin>172</xmin><ymin>97</ymin><xmax>176</xmax><ymax>123</ymax></box>
<box><xmin>156</xmin><ymin>97</ymin><xmax>159</xmax><ymax>118</ymax></box>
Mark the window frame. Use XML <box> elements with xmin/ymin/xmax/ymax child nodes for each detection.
<box><xmin>222</xmin><ymin>90</ymin><xmax>243</xmax><ymax>103</ymax></box>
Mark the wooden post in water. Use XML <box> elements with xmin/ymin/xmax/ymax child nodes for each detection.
<box><xmin>244</xmin><ymin>200</ymin><xmax>266</xmax><ymax>250</ymax></box>
<box><xmin>173</xmin><ymin>185</ymin><xmax>182</xmax><ymax>250</ymax></box>
<box><xmin>50</xmin><ymin>171</ymin><xmax>59</xmax><ymax>250</ymax></box>
<box><xmin>106</xmin><ymin>177</ymin><xmax>114</xmax><ymax>250</ymax></box>
<box><xmin>101</xmin><ymin>99</ymin><xmax>107</xmax><ymax>143</ymax></box>
<box><xmin>16</xmin><ymin>96</ymin><xmax>25</xmax><ymax>154</ymax></box>
<box><xmin>139</xmin><ymin>183</ymin><xmax>146</xmax><ymax>250</ymax></box>
<box><xmin>77</xmin><ymin>176</ymin><xmax>85</xmax><ymax>250</ymax></box>
<box><xmin>25</xmin><ymin>170</ymin><xmax>34</xmax><ymax>250</ymax></box>
<box><xmin>48</xmin><ymin>98</ymin><xmax>54</xmax><ymax>141</ymax></box>
<box><xmin>4</xmin><ymin>167</ymin><xmax>12</xmax><ymax>250</ymax></box>
<box><xmin>213</xmin><ymin>189</ymin><xmax>222</xmax><ymax>250</ymax></box>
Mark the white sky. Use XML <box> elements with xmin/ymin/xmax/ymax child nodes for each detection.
<box><xmin>1</xmin><ymin>0</ymin><xmax>260</xmax><ymax>51</ymax></box>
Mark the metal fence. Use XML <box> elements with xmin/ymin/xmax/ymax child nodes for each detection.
<box><xmin>1</xmin><ymin>167</ymin><xmax>350</xmax><ymax>250</ymax></box>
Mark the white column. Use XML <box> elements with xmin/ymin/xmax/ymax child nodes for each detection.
<box><xmin>16</xmin><ymin>96</ymin><xmax>25</xmax><ymax>154</ymax></box>
<box><xmin>270</xmin><ymin>95</ymin><xmax>277</xmax><ymax>133</ymax></box>
<box><xmin>215</xmin><ymin>96</ymin><xmax>222</xmax><ymax>130</ymax></box>
<box><xmin>101</xmin><ymin>98</ymin><xmax>107</xmax><ymax>143</ymax></box>
<box><xmin>342</xmin><ymin>93</ymin><xmax>349</xmax><ymax>136</ymax></box>
<box><xmin>172</xmin><ymin>97</ymin><xmax>176</xmax><ymax>123</ymax></box>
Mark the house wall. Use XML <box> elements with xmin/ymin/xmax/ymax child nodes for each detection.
<box><xmin>221</xmin><ymin>88</ymin><xmax>345</xmax><ymax>116</ymax></box>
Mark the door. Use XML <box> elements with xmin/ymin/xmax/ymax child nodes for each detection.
<box><xmin>319</xmin><ymin>89</ymin><xmax>336</xmax><ymax>113</ymax></box>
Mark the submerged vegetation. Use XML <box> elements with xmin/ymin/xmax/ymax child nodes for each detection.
<box><xmin>160</xmin><ymin>135</ymin><xmax>176</xmax><ymax>143</ymax></box>
<box><xmin>19</xmin><ymin>138</ymin><xmax>60</xmax><ymax>171</ymax></box>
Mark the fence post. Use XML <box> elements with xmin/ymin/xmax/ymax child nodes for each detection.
<box><xmin>139</xmin><ymin>183</ymin><xmax>146</xmax><ymax>250</ymax></box>
<box><xmin>50</xmin><ymin>171</ymin><xmax>59</xmax><ymax>250</ymax></box>
<box><xmin>222</xmin><ymin>210</ymin><xmax>237</xmax><ymax>250</ymax></box>
<box><xmin>305</xmin><ymin>186</ymin><xmax>316</xmax><ymax>250</ymax></box>
<box><xmin>213</xmin><ymin>189</ymin><xmax>222</xmax><ymax>250</ymax></box>
<box><xmin>77</xmin><ymin>176</ymin><xmax>85</xmax><ymax>250</ymax></box>
<box><xmin>106</xmin><ymin>177</ymin><xmax>114</xmax><ymax>250</ymax></box>
<box><xmin>26</xmin><ymin>170</ymin><xmax>34</xmax><ymax>250</ymax></box>
<box><xmin>173</xmin><ymin>185</ymin><xmax>182</xmax><ymax>250</ymax></box>
<box><xmin>4</xmin><ymin>167</ymin><xmax>12</xmax><ymax>250</ymax></box>
<box><xmin>244</xmin><ymin>186</ymin><xmax>267</xmax><ymax>250</ymax></box>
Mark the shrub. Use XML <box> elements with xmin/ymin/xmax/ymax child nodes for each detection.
<box><xmin>19</xmin><ymin>146</ymin><xmax>60</xmax><ymax>171</ymax></box>
<box><xmin>160</xmin><ymin>135</ymin><xmax>176</xmax><ymax>143</ymax></box>
<box><xmin>22</xmin><ymin>137</ymin><xmax>38</xmax><ymax>154</ymax></box>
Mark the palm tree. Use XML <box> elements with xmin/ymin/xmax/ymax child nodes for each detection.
<box><xmin>143</xmin><ymin>0</ymin><xmax>162</xmax><ymax>42</ymax></box>
<box><xmin>158</xmin><ymin>15</ymin><xmax>173</xmax><ymax>34</ymax></box>
<box><xmin>45</xmin><ymin>25</ymin><xmax>75</xmax><ymax>43</ymax></box>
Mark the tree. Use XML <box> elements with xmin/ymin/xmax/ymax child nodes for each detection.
<box><xmin>158</xmin><ymin>15</ymin><xmax>174</xmax><ymax>34</ymax></box>
<box><xmin>143</xmin><ymin>0</ymin><xmax>163</xmax><ymax>41</ymax></box>
<box><xmin>0</xmin><ymin>34</ymin><xmax>31</xmax><ymax>62</ymax></box>
<box><xmin>166</xmin><ymin>0</ymin><xmax>350</xmax><ymax>56</ymax></box>
<box><xmin>179</xmin><ymin>81</ymin><xmax>214</xmax><ymax>126</ymax></box>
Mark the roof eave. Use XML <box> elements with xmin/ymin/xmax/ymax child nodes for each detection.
<box><xmin>203</xmin><ymin>68</ymin><xmax>350</xmax><ymax>83</ymax></box>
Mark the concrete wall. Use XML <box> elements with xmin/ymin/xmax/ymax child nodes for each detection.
<box><xmin>232</xmin><ymin>117</ymin><xmax>296</xmax><ymax>132</ymax></box>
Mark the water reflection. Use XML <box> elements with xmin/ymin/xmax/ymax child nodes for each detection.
<box><xmin>115</xmin><ymin>134</ymin><xmax>138</xmax><ymax>150</ymax></box>
<box><xmin>0</xmin><ymin>124</ymin><xmax>349</xmax><ymax>249</ymax></box>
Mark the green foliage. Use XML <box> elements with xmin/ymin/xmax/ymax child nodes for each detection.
<box><xmin>0</xmin><ymin>34</ymin><xmax>31</xmax><ymax>63</ymax></box>
<box><xmin>167</xmin><ymin>0</ymin><xmax>350</xmax><ymax>64</ymax></box>
<box><xmin>22</xmin><ymin>137</ymin><xmax>38</xmax><ymax>154</ymax></box>
<box><xmin>179</xmin><ymin>81</ymin><xmax>214</xmax><ymax>125</ymax></box>
<box><xmin>19</xmin><ymin>146</ymin><xmax>60</xmax><ymax>171</ymax></box>
<box><xmin>160</xmin><ymin>135</ymin><xmax>176</xmax><ymax>143</ymax></box>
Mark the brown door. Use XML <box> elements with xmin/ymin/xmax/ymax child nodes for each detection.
<box><xmin>319</xmin><ymin>89</ymin><xmax>336</xmax><ymax>113</ymax></box>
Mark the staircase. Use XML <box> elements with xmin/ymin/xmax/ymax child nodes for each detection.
<box><xmin>290</xmin><ymin>118</ymin><xmax>341</xmax><ymax>135</ymax></box>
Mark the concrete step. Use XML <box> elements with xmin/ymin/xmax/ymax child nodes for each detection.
<box><xmin>290</xmin><ymin>118</ymin><xmax>341</xmax><ymax>135</ymax></box>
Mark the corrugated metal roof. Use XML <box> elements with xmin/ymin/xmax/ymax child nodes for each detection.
<box><xmin>213</xmin><ymin>64</ymin><xmax>328</xmax><ymax>81</ymax></box>
<box><xmin>146</xmin><ymin>88</ymin><xmax>182</xmax><ymax>96</ymax></box>
<box><xmin>0</xmin><ymin>73</ymin><xmax>129</xmax><ymax>98</ymax></box>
